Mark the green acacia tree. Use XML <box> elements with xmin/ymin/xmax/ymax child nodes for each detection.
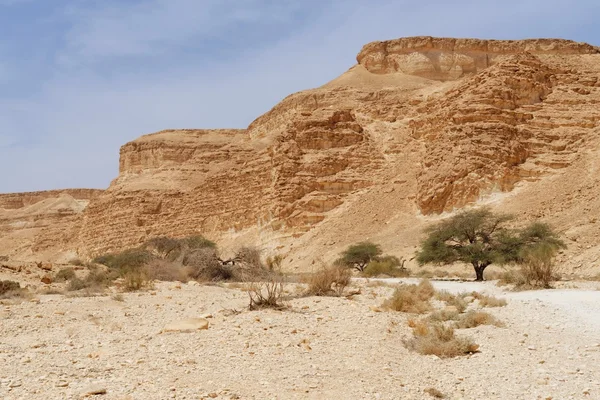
<box><xmin>337</xmin><ymin>241</ymin><xmax>383</xmax><ymax>272</ymax></box>
<box><xmin>416</xmin><ymin>208</ymin><xmax>564</xmax><ymax>281</ymax></box>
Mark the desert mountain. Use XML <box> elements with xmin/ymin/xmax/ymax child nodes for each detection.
<box><xmin>2</xmin><ymin>37</ymin><xmax>600</xmax><ymax>275</ymax></box>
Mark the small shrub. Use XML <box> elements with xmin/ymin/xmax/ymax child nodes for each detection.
<box><xmin>67</xmin><ymin>270</ymin><xmax>116</xmax><ymax>292</ymax></box>
<box><xmin>305</xmin><ymin>265</ymin><xmax>351</xmax><ymax>296</ymax></box>
<box><xmin>247</xmin><ymin>273</ymin><xmax>285</xmax><ymax>310</ymax></box>
<box><xmin>383</xmin><ymin>280</ymin><xmax>435</xmax><ymax>314</ymax></box>
<box><xmin>266</xmin><ymin>254</ymin><xmax>285</xmax><ymax>271</ymax></box>
<box><xmin>520</xmin><ymin>244</ymin><xmax>560</xmax><ymax>288</ymax></box>
<box><xmin>427</xmin><ymin>309</ymin><xmax>460</xmax><ymax>322</ymax></box>
<box><xmin>0</xmin><ymin>280</ymin><xmax>21</xmax><ymax>295</ymax></box>
<box><xmin>424</xmin><ymin>387</ymin><xmax>446</xmax><ymax>399</ymax></box>
<box><xmin>93</xmin><ymin>249</ymin><xmax>154</xmax><ymax>273</ymax></box>
<box><xmin>55</xmin><ymin>267</ymin><xmax>76</xmax><ymax>282</ymax></box>
<box><xmin>184</xmin><ymin>247</ymin><xmax>233</xmax><ymax>281</ymax></box>
<box><xmin>404</xmin><ymin>321</ymin><xmax>479</xmax><ymax>358</ymax></box>
<box><xmin>68</xmin><ymin>258</ymin><xmax>83</xmax><ymax>266</ymax></box>
<box><xmin>67</xmin><ymin>277</ymin><xmax>87</xmax><ymax>291</ymax></box>
<box><xmin>122</xmin><ymin>269</ymin><xmax>150</xmax><ymax>292</ymax></box>
<box><xmin>435</xmin><ymin>290</ymin><xmax>467</xmax><ymax>313</ymax></box>
<box><xmin>111</xmin><ymin>293</ymin><xmax>124</xmax><ymax>302</ymax></box>
<box><xmin>454</xmin><ymin>311</ymin><xmax>504</xmax><ymax>328</ymax></box>
<box><xmin>472</xmin><ymin>293</ymin><xmax>507</xmax><ymax>308</ymax></box>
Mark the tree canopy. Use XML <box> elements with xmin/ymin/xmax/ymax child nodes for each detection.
<box><xmin>337</xmin><ymin>241</ymin><xmax>383</xmax><ymax>272</ymax></box>
<box><xmin>416</xmin><ymin>208</ymin><xmax>565</xmax><ymax>281</ymax></box>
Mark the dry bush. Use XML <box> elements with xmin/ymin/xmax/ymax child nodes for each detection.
<box><xmin>0</xmin><ymin>280</ymin><xmax>28</xmax><ymax>299</ymax></box>
<box><xmin>111</xmin><ymin>293</ymin><xmax>124</xmax><ymax>302</ymax></box>
<box><xmin>184</xmin><ymin>247</ymin><xmax>233</xmax><ymax>281</ymax></box>
<box><xmin>67</xmin><ymin>269</ymin><xmax>117</xmax><ymax>292</ymax></box>
<box><xmin>424</xmin><ymin>387</ymin><xmax>446</xmax><ymax>399</ymax></box>
<box><xmin>121</xmin><ymin>269</ymin><xmax>151</xmax><ymax>292</ymax></box>
<box><xmin>266</xmin><ymin>254</ymin><xmax>285</xmax><ymax>271</ymax></box>
<box><xmin>235</xmin><ymin>246</ymin><xmax>263</xmax><ymax>268</ymax></box>
<box><xmin>404</xmin><ymin>321</ymin><xmax>479</xmax><ymax>358</ymax></box>
<box><xmin>247</xmin><ymin>273</ymin><xmax>285</xmax><ymax>310</ymax></box>
<box><xmin>68</xmin><ymin>258</ymin><xmax>83</xmax><ymax>266</ymax></box>
<box><xmin>472</xmin><ymin>293</ymin><xmax>507</xmax><ymax>308</ymax></box>
<box><xmin>427</xmin><ymin>309</ymin><xmax>460</xmax><ymax>322</ymax></box>
<box><xmin>0</xmin><ymin>280</ymin><xmax>21</xmax><ymax>295</ymax></box>
<box><xmin>434</xmin><ymin>290</ymin><xmax>467</xmax><ymax>313</ymax></box>
<box><xmin>304</xmin><ymin>265</ymin><xmax>351</xmax><ymax>296</ymax></box>
<box><xmin>416</xmin><ymin>279</ymin><xmax>435</xmax><ymax>299</ymax></box>
<box><xmin>383</xmin><ymin>280</ymin><xmax>435</xmax><ymax>314</ymax></box>
<box><xmin>93</xmin><ymin>249</ymin><xmax>154</xmax><ymax>273</ymax></box>
<box><xmin>143</xmin><ymin>259</ymin><xmax>189</xmax><ymax>282</ymax></box>
<box><xmin>55</xmin><ymin>267</ymin><xmax>76</xmax><ymax>282</ymax></box>
<box><xmin>454</xmin><ymin>311</ymin><xmax>504</xmax><ymax>328</ymax></box>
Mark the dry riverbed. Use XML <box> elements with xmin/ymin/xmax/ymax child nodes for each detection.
<box><xmin>1</xmin><ymin>279</ymin><xmax>600</xmax><ymax>400</ymax></box>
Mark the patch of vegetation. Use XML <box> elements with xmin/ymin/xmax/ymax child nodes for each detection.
<box><xmin>404</xmin><ymin>320</ymin><xmax>479</xmax><ymax>358</ymax></box>
<box><xmin>435</xmin><ymin>290</ymin><xmax>468</xmax><ymax>313</ymax></box>
<box><xmin>424</xmin><ymin>387</ymin><xmax>446</xmax><ymax>399</ymax></box>
<box><xmin>473</xmin><ymin>293</ymin><xmax>507</xmax><ymax>307</ymax></box>
<box><xmin>247</xmin><ymin>273</ymin><xmax>285</xmax><ymax>310</ymax></box>
<box><xmin>0</xmin><ymin>280</ymin><xmax>27</xmax><ymax>299</ymax></box>
<box><xmin>416</xmin><ymin>208</ymin><xmax>565</xmax><ymax>281</ymax></box>
<box><xmin>304</xmin><ymin>265</ymin><xmax>351</xmax><ymax>296</ymax></box>
<box><xmin>383</xmin><ymin>279</ymin><xmax>435</xmax><ymax>314</ymax></box>
<box><xmin>55</xmin><ymin>267</ymin><xmax>76</xmax><ymax>282</ymax></box>
<box><xmin>454</xmin><ymin>311</ymin><xmax>504</xmax><ymax>329</ymax></box>
<box><xmin>426</xmin><ymin>309</ymin><xmax>460</xmax><ymax>323</ymax></box>
<box><xmin>363</xmin><ymin>256</ymin><xmax>410</xmax><ymax>278</ymax></box>
<box><xmin>336</xmin><ymin>241</ymin><xmax>382</xmax><ymax>272</ymax></box>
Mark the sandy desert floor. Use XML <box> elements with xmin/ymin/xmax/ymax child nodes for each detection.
<box><xmin>1</xmin><ymin>279</ymin><xmax>600</xmax><ymax>400</ymax></box>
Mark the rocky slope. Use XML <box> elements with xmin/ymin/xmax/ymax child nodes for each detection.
<box><xmin>2</xmin><ymin>36</ymin><xmax>600</xmax><ymax>274</ymax></box>
<box><xmin>0</xmin><ymin>190</ymin><xmax>102</xmax><ymax>262</ymax></box>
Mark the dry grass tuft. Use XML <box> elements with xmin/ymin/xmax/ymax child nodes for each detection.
<box><xmin>454</xmin><ymin>311</ymin><xmax>504</xmax><ymax>329</ymax></box>
<box><xmin>247</xmin><ymin>272</ymin><xmax>286</xmax><ymax>310</ymax></box>
<box><xmin>383</xmin><ymin>279</ymin><xmax>435</xmax><ymax>314</ymax></box>
<box><xmin>427</xmin><ymin>309</ymin><xmax>460</xmax><ymax>323</ymax></box>
<box><xmin>304</xmin><ymin>265</ymin><xmax>351</xmax><ymax>296</ymax></box>
<box><xmin>435</xmin><ymin>290</ymin><xmax>467</xmax><ymax>312</ymax></box>
<box><xmin>121</xmin><ymin>269</ymin><xmax>152</xmax><ymax>292</ymax></box>
<box><xmin>404</xmin><ymin>321</ymin><xmax>479</xmax><ymax>358</ymax></box>
<box><xmin>0</xmin><ymin>280</ymin><xmax>29</xmax><ymax>299</ymax></box>
<box><xmin>470</xmin><ymin>293</ymin><xmax>507</xmax><ymax>307</ymax></box>
<box><xmin>424</xmin><ymin>387</ymin><xmax>446</xmax><ymax>398</ymax></box>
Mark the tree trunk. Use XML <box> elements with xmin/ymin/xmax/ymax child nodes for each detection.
<box><xmin>474</xmin><ymin>264</ymin><xmax>487</xmax><ymax>281</ymax></box>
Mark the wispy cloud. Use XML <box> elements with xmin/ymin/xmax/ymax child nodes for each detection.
<box><xmin>0</xmin><ymin>0</ymin><xmax>598</xmax><ymax>192</ymax></box>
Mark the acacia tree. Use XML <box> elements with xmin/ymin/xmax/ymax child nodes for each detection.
<box><xmin>337</xmin><ymin>241</ymin><xmax>383</xmax><ymax>272</ymax></box>
<box><xmin>416</xmin><ymin>208</ymin><xmax>564</xmax><ymax>281</ymax></box>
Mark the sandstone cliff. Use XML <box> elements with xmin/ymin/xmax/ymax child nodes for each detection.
<box><xmin>0</xmin><ymin>189</ymin><xmax>102</xmax><ymax>262</ymax></box>
<box><xmin>3</xmin><ymin>36</ymin><xmax>600</xmax><ymax>275</ymax></box>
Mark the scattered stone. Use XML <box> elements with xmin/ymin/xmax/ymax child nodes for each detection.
<box><xmin>81</xmin><ymin>385</ymin><xmax>107</xmax><ymax>396</ymax></box>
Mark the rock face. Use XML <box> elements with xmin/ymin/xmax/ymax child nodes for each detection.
<box><xmin>3</xmin><ymin>36</ymin><xmax>600</xmax><ymax>273</ymax></box>
<box><xmin>357</xmin><ymin>37</ymin><xmax>599</xmax><ymax>79</ymax></box>
<box><xmin>0</xmin><ymin>189</ymin><xmax>102</xmax><ymax>262</ymax></box>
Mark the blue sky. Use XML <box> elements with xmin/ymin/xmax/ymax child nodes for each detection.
<box><xmin>0</xmin><ymin>0</ymin><xmax>598</xmax><ymax>192</ymax></box>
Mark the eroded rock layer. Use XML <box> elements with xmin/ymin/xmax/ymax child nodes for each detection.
<box><xmin>2</xmin><ymin>36</ymin><xmax>600</xmax><ymax>273</ymax></box>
